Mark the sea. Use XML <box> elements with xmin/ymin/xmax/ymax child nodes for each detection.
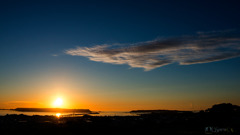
<box><xmin>0</xmin><ymin>110</ymin><xmax>140</xmax><ymax>117</ymax></box>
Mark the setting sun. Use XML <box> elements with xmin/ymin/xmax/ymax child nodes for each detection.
<box><xmin>53</xmin><ymin>98</ymin><xmax>63</xmax><ymax>108</ymax></box>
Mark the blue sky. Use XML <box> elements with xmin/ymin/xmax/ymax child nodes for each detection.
<box><xmin>0</xmin><ymin>0</ymin><xmax>240</xmax><ymax>110</ymax></box>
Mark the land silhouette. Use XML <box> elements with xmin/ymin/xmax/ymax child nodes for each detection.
<box><xmin>0</xmin><ymin>103</ymin><xmax>239</xmax><ymax>135</ymax></box>
<box><xmin>14</xmin><ymin>108</ymin><xmax>92</xmax><ymax>113</ymax></box>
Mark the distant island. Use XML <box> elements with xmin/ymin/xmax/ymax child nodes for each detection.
<box><xmin>130</xmin><ymin>103</ymin><xmax>240</xmax><ymax>114</ymax></box>
<box><xmin>13</xmin><ymin>108</ymin><xmax>92</xmax><ymax>113</ymax></box>
<box><xmin>130</xmin><ymin>109</ymin><xmax>192</xmax><ymax>114</ymax></box>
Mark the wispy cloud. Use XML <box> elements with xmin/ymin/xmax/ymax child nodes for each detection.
<box><xmin>65</xmin><ymin>31</ymin><xmax>240</xmax><ymax>71</ymax></box>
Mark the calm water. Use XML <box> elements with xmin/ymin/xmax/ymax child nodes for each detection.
<box><xmin>0</xmin><ymin>110</ymin><xmax>138</xmax><ymax>117</ymax></box>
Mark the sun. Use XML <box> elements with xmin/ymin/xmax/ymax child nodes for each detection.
<box><xmin>53</xmin><ymin>98</ymin><xmax>63</xmax><ymax>107</ymax></box>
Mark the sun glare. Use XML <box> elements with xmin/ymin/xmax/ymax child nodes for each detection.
<box><xmin>53</xmin><ymin>98</ymin><xmax>63</xmax><ymax>107</ymax></box>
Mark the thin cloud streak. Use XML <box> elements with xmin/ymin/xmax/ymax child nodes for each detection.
<box><xmin>65</xmin><ymin>31</ymin><xmax>240</xmax><ymax>71</ymax></box>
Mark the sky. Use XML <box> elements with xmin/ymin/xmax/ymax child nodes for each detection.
<box><xmin>0</xmin><ymin>0</ymin><xmax>240</xmax><ymax>111</ymax></box>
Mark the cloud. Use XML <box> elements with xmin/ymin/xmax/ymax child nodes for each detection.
<box><xmin>65</xmin><ymin>31</ymin><xmax>240</xmax><ymax>71</ymax></box>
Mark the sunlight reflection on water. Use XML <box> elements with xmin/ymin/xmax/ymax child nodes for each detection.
<box><xmin>56</xmin><ymin>113</ymin><xmax>61</xmax><ymax>118</ymax></box>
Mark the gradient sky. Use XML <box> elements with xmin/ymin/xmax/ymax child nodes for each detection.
<box><xmin>1</xmin><ymin>0</ymin><xmax>240</xmax><ymax>111</ymax></box>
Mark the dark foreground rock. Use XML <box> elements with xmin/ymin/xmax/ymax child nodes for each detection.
<box><xmin>0</xmin><ymin>111</ymin><xmax>239</xmax><ymax>135</ymax></box>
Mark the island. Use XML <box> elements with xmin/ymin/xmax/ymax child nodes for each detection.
<box><xmin>13</xmin><ymin>108</ymin><xmax>92</xmax><ymax>113</ymax></box>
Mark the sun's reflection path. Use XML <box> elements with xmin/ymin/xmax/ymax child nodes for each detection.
<box><xmin>56</xmin><ymin>113</ymin><xmax>61</xmax><ymax>118</ymax></box>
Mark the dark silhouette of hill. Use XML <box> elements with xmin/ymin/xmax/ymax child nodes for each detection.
<box><xmin>205</xmin><ymin>103</ymin><xmax>240</xmax><ymax>113</ymax></box>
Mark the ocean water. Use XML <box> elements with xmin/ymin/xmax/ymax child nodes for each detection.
<box><xmin>0</xmin><ymin>110</ymin><xmax>138</xmax><ymax>117</ymax></box>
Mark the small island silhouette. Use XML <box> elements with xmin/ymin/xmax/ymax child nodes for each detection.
<box><xmin>14</xmin><ymin>108</ymin><xmax>92</xmax><ymax>113</ymax></box>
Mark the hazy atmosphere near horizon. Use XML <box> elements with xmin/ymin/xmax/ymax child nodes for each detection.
<box><xmin>1</xmin><ymin>0</ymin><xmax>240</xmax><ymax>111</ymax></box>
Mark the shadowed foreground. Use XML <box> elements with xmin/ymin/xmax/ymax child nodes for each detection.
<box><xmin>0</xmin><ymin>103</ymin><xmax>240</xmax><ymax>135</ymax></box>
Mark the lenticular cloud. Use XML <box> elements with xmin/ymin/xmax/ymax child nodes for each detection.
<box><xmin>65</xmin><ymin>31</ymin><xmax>240</xmax><ymax>71</ymax></box>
